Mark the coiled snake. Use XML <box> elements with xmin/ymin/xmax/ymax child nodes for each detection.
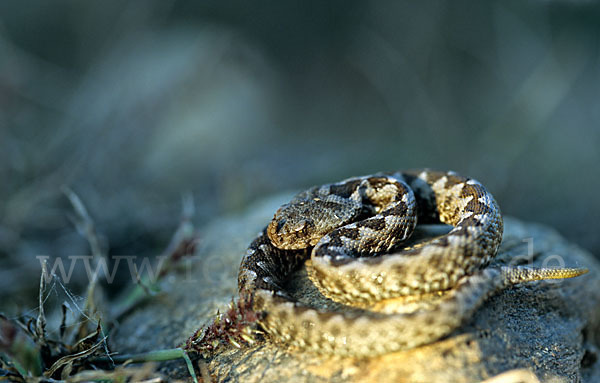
<box><xmin>235</xmin><ymin>170</ymin><xmax>586</xmax><ymax>356</ymax></box>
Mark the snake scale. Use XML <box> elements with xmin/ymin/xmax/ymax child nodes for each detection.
<box><xmin>235</xmin><ymin>170</ymin><xmax>587</xmax><ymax>356</ymax></box>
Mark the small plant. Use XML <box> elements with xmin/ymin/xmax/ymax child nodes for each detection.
<box><xmin>185</xmin><ymin>293</ymin><xmax>261</xmax><ymax>357</ymax></box>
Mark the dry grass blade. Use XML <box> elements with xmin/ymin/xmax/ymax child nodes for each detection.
<box><xmin>61</xmin><ymin>187</ymin><xmax>109</xmax><ymax>345</ymax></box>
<box><xmin>71</xmin><ymin>321</ymin><xmax>102</xmax><ymax>353</ymax></box>
<box><xmin>89</xmin><ymin>348</ymin><xmax>199</xmax><ymax>383</ymax></box>
<box><xmin>43</xmin><ymin>336</ymin><xmax>106</xmax><ymax>378</ymax></box>
<box><xmin>66</xmin><ymin>362</ymin><xmax>163</xmax><ymax>383</ymax></box>
<box><xmin>61</xmin><ymin>186</ymin><xmax>104</xmax><ymax>263</ymax></box>
<box><xmin>34</xmin><ymin>261</ymin><xmax>48</xmax><ymax>346</ymax></box>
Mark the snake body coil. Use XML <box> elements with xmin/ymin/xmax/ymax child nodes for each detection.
<box><xmin>237</xmin><ymin>170</ymin><xmax>586</xmax><ymax>356</ymax></box>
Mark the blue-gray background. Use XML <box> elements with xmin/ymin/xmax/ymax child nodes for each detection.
<box><xmin>0</xmin><ymin>1</ymin><xmax>598</xmax><ymax>304</ymax></box>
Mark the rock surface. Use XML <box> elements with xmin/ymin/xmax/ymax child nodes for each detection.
<box><xmin>112</xmin><ymin>194</ymin><xmax>600</xmax><ymax>383</ymax></box>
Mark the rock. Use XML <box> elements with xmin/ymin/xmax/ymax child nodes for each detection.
<box><xmin>112</xmin><ymin>194</ymin><xmax>600</xmax><ymax>383</ymax></box>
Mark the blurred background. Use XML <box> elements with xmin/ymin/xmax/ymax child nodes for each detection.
<box><xmin>0</xmin><ymin>1</ymin><xmax>598</xmax><ymax>309</ymax></box>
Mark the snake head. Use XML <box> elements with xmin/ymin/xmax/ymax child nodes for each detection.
<box><xmin>267</xmin><ymin>204</ymin><xmax>319</xmax><ymax>250</ymax></box>
<box><xmin>267</xmin><ymin>190</ymin><xmax>364</xmax><ymax>250</ymax></box>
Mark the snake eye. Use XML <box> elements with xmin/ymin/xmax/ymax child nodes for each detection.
<box><xmin>294</xmin><ymin>220</ymin><xmax>308</xmax><ymax>233</ymax></box>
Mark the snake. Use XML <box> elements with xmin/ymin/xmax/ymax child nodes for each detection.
<box><xmin>236</xmin><ymin>170</ymin><xmax>587</xmax><ymax>356</ymax></box>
